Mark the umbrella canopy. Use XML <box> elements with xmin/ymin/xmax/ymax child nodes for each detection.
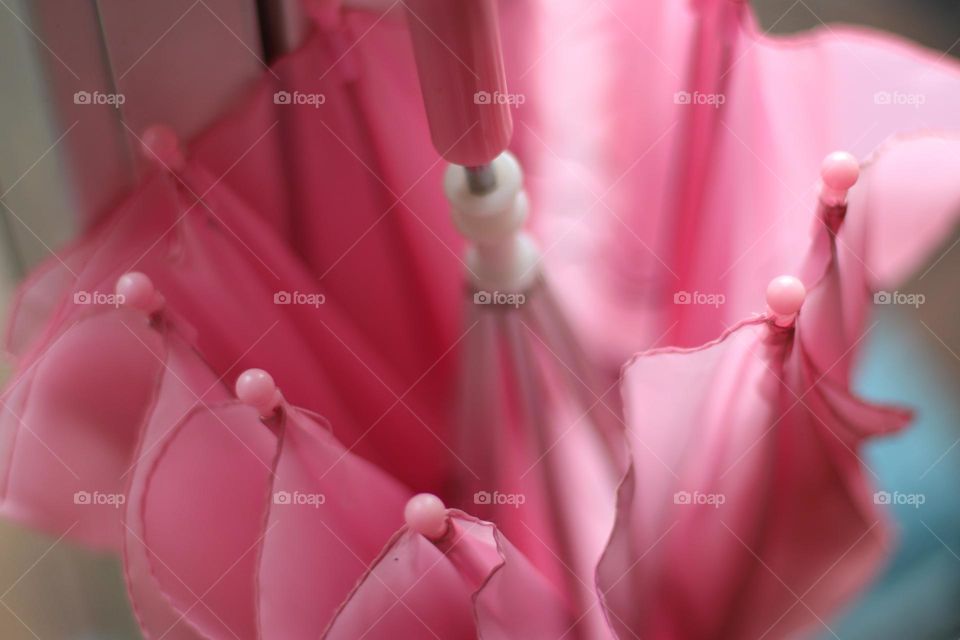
<box><xmin>0</xmin><ymin>99</ymin><xmax>466</xmax><ymax>549</ymax></box>
<box><xmin>324</xmin><ymin>500</ymin><xmax>572</xmax><ymax>639</ymax></box>
<box><xmin>601</xmin><ymin>312</ymin><xmax>909</xmax><ymax>639</ymax></box>
<box><xmin>0</xmin><ymin>306</ymin><xmax>165</xmax><ymax>549</ymax></box>
<box><xmin>598</xmin><ymin>166</ymin><xmax>913</xmax><ymax>638</ymax></box>
<box><xmin>125</xmin><ymin>368</ymin><xmax>410</xmax><ymax>639</ymax></box>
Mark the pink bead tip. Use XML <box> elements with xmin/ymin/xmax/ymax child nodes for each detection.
<box><xmin>404</xmin><ymin>493</ymin><xmax>448</xmax><ymax>540</ymax></box>
<box><xmin>820</xmin><ymin>151</ymin><xmax>859</xmax><ymax>191</ymax></box>
<box><xmin>235</xmin><ymin>368</ymin><xmax>282</xmax><ymax>416</ymax></box>
<box><xmin>115</xmin><ymin>272</ymin><xmax>163</xmax><ymax>313</ymax></box>
<box><xmin>766</xmin><ymin>275</ymin><xmax>806</xmax><ymax>326</ymax></box>
<box><xmin>140</xmin><ymin>124</ymin><xmax>185</xmax><ymax>172</ymax></box>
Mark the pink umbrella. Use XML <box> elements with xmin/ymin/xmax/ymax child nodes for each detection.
<box><xmin>598</xmin><ymin>157</ymin><xmax>912</xmax><ymax>639</ymax></box>
<box><xmin>2</xmin><ymin>1</ymin><xmax>960</xmax><ymax>638</ymax></box>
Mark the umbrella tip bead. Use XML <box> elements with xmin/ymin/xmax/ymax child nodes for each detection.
<box><xmin>140</xmin><ymin>124</ymin><xmax>186</xmax><ymax>172</ymax></box>
<box><xmin>404</xmin><ymin>493</ymin><xmax>449</xmax><ymax>540</ymax></box>
<box><xmin>820</xmin><ymin>151</ymin><xmax>858</xmax><ymax>204</ymax></box>
<box><xmin>766</xmin><ymin>275</ymin><xmax>805</xmax><ymax>327</ymax></box>
<box><xmin>821</xmin><ymin>151</ymin><xmax>859</xmax><ymax>190</ymax></box>
<box><xmin>115</xmin><ymin>272</ymin><xmax>164</xmax><ymax>313</ymax></box>
<box><xmin>235</xmin><ymin>368</ymin><xmax>282</xmax><ymax>417</ymax></box>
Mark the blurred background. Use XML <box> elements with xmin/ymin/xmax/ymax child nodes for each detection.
<box><xmin>0</xmin><ymin>0</ymin><xmax>958</xmax><ymax>638</ymax></box>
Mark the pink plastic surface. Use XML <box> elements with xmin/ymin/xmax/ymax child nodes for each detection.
<box><xmin>404</xmin><ymin>0</ymin><xmax>513</xmax><ymax>165</ymax></box>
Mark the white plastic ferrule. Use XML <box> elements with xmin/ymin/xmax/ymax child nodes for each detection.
<box><xmin>445</xmin><ymin>151</ymin><xmax>540</xmax><ymax>293</ymax></box>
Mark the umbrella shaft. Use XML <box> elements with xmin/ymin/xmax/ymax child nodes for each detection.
<box><xmin>466</xmin><ymin>164</ymin><xmax>497</xmax><ymax>194</ymax></box>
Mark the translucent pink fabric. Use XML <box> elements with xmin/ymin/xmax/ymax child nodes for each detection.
<box><xmin>599</xmin><ymin>211</ymin><xmax>912</xmax><ymax>638</ymax></box>
<box><xmin>0</xmin><ymin>309</ymin><xmax>164</xmax><ymax>549</ymax></box>
<box><xmin>604</xmin><ymin>327</ymin><xmax>909</xmax><ymax>638</ymax></box>
<box><xmin>129</xmin><ymin>397</ymin><xmax>410</xmax><ymax>639</ymax></box>
<box><xmin>452</xmin><ymin>284</ymin><xmax>620</xmax><ymax>637</ymax></box>
<box><xmin>849</xmin><ymin>133</ymin><xmax>960</xmax><ymax>288</ymax></box>
<box><xmin>122</xmin><ymin>329</ymin><xmax>233</xmax><ymax>640</ymax></box>
<box><xmin>324</xmin><ymin>511</ymin><xmax>571</xmax><ymax>639</ymax></box>
<box><xmin>0</xmin><ymin>141</ymin><xmax>457</xmax><ymax>550</ymax></box>
<box><xmin>542</xmin><ymin>0</ymin><xmax>960</xmax><ymax>367</ymax></box>
<box><xmin>121</xmin><ymin>346</ymin><xmax>569</xmax><ymax>638</ymax></box>
<box><xmin>257</xmin><ymin>408</ymin><xmax>408</xmax><ymax>639</ymax></box>
<box><xmin>2</xmin><ymin>9</ymin><xmax>477</xmax><ymax>515</ymax></box>
<box><xmin>0</xmin><ymin>12</ymin><xmax>575</xmax><ymax>634</ymax></box>
<box><xmin>0</xmin><ymin>164</ymin><xmax>405</xmax><ymax>545</ymax></box>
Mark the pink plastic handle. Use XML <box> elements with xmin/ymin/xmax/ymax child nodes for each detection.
<box><xmin>404</xmin><ymin>0</ymin><xmax>513</xmax><ymax>166</ymax></box>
